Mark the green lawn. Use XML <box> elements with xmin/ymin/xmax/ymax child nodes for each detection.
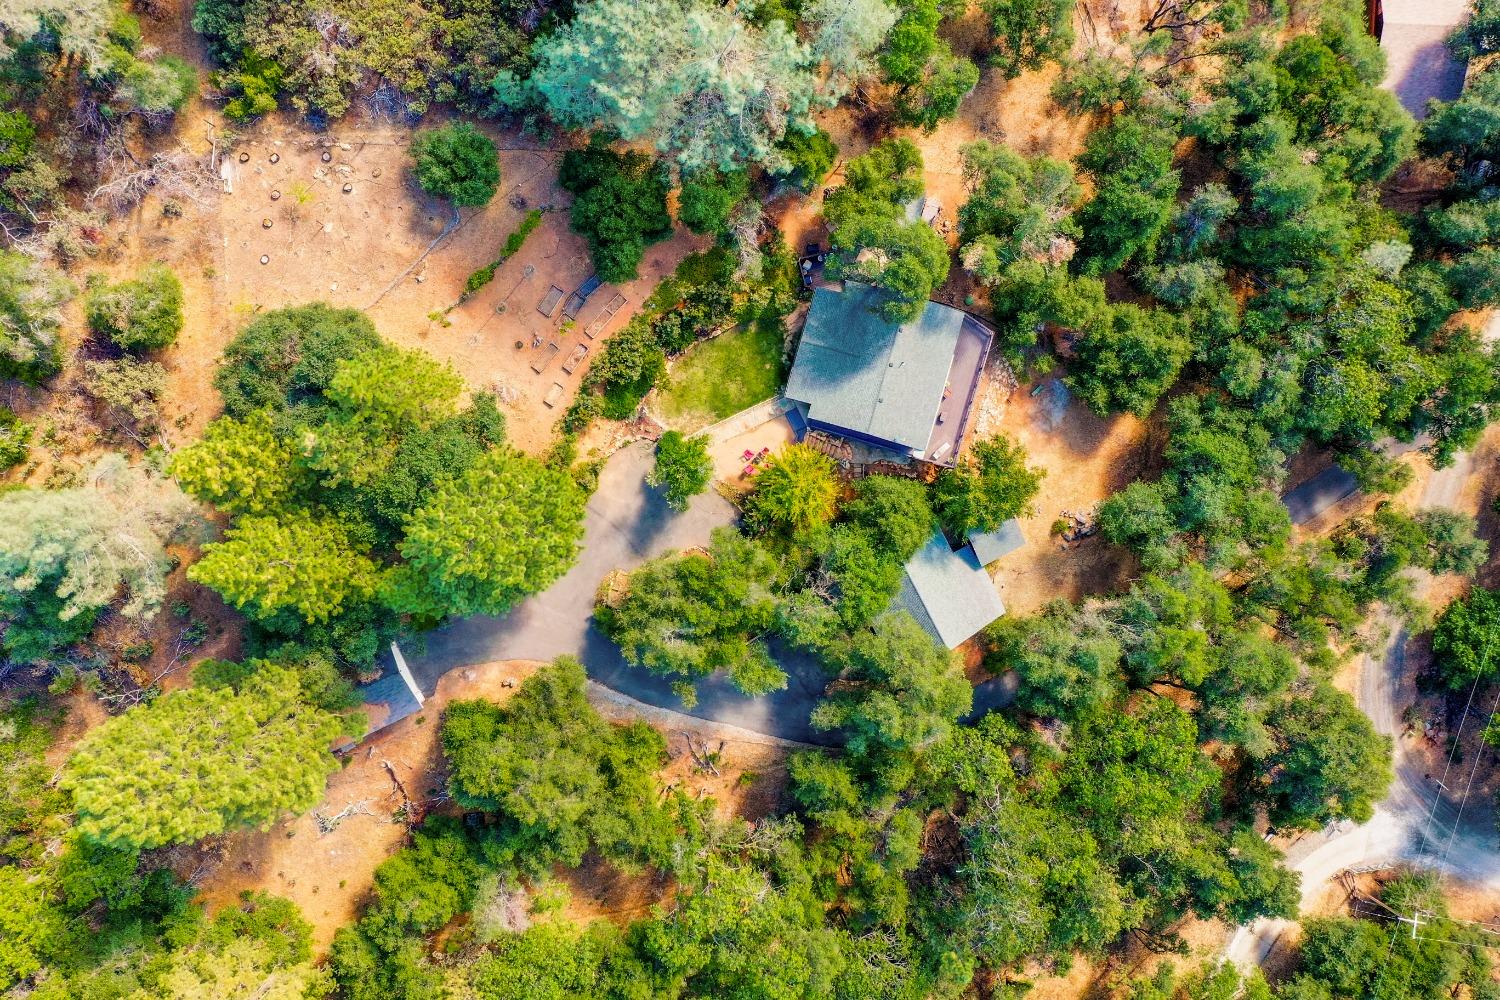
<box><xmin>657</xmin><ymin>318</ymin><xmax>787</xmax><ymax>430</ymax></box>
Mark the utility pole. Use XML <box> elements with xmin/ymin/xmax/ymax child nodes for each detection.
<box><xmin>1396</xmin><ymin>910</ymin><xmax>1428</xmax><ymax>940</ymax></box>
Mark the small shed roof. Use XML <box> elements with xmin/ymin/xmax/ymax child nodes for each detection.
<box><xmin>891</xmin><ymin>530</ymin><xmax>1006</xmax><ymax>649</ymax></box>
<box><xmin>784</xmin><ymin>283</ymin><xmax>966</xmax><ymax>451</ymax></box>
<box><xmin>968</xmin><ymin>518</ymin><xmax>1025</xmax><ymax>565</ymax></box>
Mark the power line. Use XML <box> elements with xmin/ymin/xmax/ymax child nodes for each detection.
<box><xmin>1412</xmin><ymin>643</ymin><xmax>1488</xmax><ymax>866</ymax></box>
<box><xmin>1367</xmin><ymin>915</ymin><xmax>1405</xmax><ymax>998</ymax></box>
<box><xmin>1437</xmin><ymin>683</ymin><xmax>1500</xmax><ymax>870</ymax></box>
<box><xmin>1410</xmin><ymin>932</ymin><xmax>1500</xmax><ymax>955</ymax></box>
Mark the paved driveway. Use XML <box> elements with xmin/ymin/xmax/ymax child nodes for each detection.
<box><xmin>1380</xmin><ymin>0</ymin><xmax>1468</xmax><ymax>119</ymax></box>
<box><xmin>389</xmin><ymin>440</ymin><xmax>838</xmax><ymax>743</ymax></box>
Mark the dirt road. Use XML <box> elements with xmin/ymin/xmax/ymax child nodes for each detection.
<box><xmin>1227</xmin><ymin>451</ymin><xmax>1500</xmax><ymax>969</ymax></box>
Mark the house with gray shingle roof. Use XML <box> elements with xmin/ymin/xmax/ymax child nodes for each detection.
<box><xmin>783</xmin><ymin>282</ymin><xmax>993</xmax><ymax>467</ymax></box>
<box><xmin>891</xmin><ymin>530</ymin><xmax>1006</xmax><ymax>649</ymax></box>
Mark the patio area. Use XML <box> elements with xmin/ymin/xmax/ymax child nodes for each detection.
<box><xmin>708</xmin><ymin>412</ymin><xmax>799</xmax><ymax>486</ymax></box>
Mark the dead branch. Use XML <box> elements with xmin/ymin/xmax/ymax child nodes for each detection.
<box><xmin>96</xmin><ymin>626</ymin><xmax>197</xmax><ymax>710</ymax></box>
<box><xmin>365</xmin><ymin>208</ymin><xmax>463</xmax><ymax>310</ymax></box>
<box><xmin>382</xmin><ymin>759</ymin><xmax>419</xmax><ymax>826</ymax></box>
<box><xmin>677</xmin><ymin>731</ymin><xmax>724</xmax><ymax>776</ymax></box>
<box><xmin>314</xmin><ymin>799</ymin><xmax>374</xmax><ymax>834</ymax></box>
<box><xmin>1143</xmin><ymin>0</ymin><xmax>1216</xmax><ymax>36</ymax></box>
<box><xmin>88</xmin><ymin>150</ymin><xmax>218</xmax><ymax>214</ymax></box>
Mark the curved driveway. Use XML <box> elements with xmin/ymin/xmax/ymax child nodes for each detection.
<box><xmin>392</xmin><ymin>440</ymin><xmax>837</xmax><ymax>743</ymax></box>
<box><xmin>387</xmin><ymin>439</ymin><xmax>1017</xmax><ymax>743</ymax></box>
<box><xmin>1228</xmin><ymin>453</ymin><xmax>1500</xmax><ymax>969</ymax></box>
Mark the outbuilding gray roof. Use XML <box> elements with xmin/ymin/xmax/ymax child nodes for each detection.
<box><xmin>891</xmin><ymin>530</ymin><xmax>1006</xmax><ymax>649</ymax></box>
<box><xmin>968</xmin><ymin>518</ymin><xmax>1025</xmax><ymax>565</ymax></box>
<box><xmin>784</xmin><ymin>283</ymin><xmax>967</xmax><ymax>451</ymax></box>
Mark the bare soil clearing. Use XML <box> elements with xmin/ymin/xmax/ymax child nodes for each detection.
<box><xmin>981</xmin><ymin>372</ymin><xmax>1148</xmax><ymax>613</ymax></box>
<box><xmin>218</xmin><ymin>126</ymin><xmax>706</xmax><ymax>454</ymax></box>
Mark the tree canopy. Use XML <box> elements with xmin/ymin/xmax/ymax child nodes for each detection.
<box><xmin>410</xmin><ymin>122</ymin><xmax>500</xmax><ymax>208</ymax></box>
<box><xmin>0</xmin><ymin>250</ymin><xmax>70</xmax><ymax>384</ymax></box>
<box><xmin>744</xmin><ymin>443</ymin><xmax>842</xmax><ymax>533</ymax></box>
<box><xmin>933</xmin><ymin>435</ymin><xmax>1044</xmax><ymax>539</ymax></box>
<box><xmin>647</xmin><ymin>430</ymin><xmax>713</xmax><ymax>510</ymax></box>
<box><xmin>1432</xmin><ymin>586</ymin><xmax>1500</xmax><ymax>691</ymax></box>
<box><xmin>63</xmin><ymin>665</ymin><xmax>348</xmax><ymax>849</ymax></box>
<box><xmin>84</xmin><ymin>264</ymin><xmax>184</xmax><ymax>352</ymax></box>
<box><xmin>443</xmin><ymin>657</ymin><xmax>677</xmax><ymax>871</ymax></box>
<box><xmin>393</xmin><ymin>447</ymin><xmax>586</xmax><ymax>619</ymax></box>
<box><xmin>511</xmin><ymin>0</ymin><xmax>825</xmax><ymax>171</ymax></box>
<box><xmin>599</xmin><ymin>528</ymin><xmax>786</xmax><ymax>701</ymax></box>
<box><xmin>559</xmin><ymin>143</ymin><xmax>672</xmax><ymax>284</ymax></box>
<box><xmin>824</xmin><ymin>139</ymin><xmax>951</xmax><ymax>322</ymax></box>
<box><xmin>0</xmin><ymin>456</ymin><xmax>197</xmax><ymax>664</ymax></box>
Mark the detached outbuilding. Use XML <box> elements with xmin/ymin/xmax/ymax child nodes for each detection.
<box><xmin>890</xmin><ymin>531</ymin><xmax>1007</xmax><ymax>649</ymax></box>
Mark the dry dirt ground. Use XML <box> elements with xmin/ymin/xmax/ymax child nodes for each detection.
<box><xmin>191</xmin><ymin>658</ymin><xmax>797</xmax><ymax>954</ymax></box>
<box><xmin>980</xmin><ymin>370</ymin><xmax>1149</xmax><ymax>614</ymax></box>
<box><xmin>217</xmin><ymin>127</ymin><xmax>707</xmax><ymax>454</ymax></box>
<box><xmin>4</xmin><ymin>125</ymin><xmax>704</xmax><ymax>462</ymax></box>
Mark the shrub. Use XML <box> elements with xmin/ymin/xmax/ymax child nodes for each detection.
<box><xmin>221</xmin><ymin>56</ymin><xmax>283</xmax><ymax>121</ymax></box>
<box><xmin>0</xmin><ymin>111</ymin><xmax>35</xmax><ymax>169</ymax></box>
<box><xmin>82</xmin><ymin>357</ymin><xmax>168</xmax><ymax>433</ymax></box>
<box><xmin>581</xmin><ymin>317</ymin><xmax>666</xmax><ymax>419</ymax></box>
<box><xmin>410</xmin><ymin>123</ymin><xmax>500</xmax><ymax>208</ymax></box>
<box><xmin>114</xmin><ymin>54</ymin><xmax>198</xmax><ymax>116</ymax></box>
<box><xmin>215</xmin><ymin>303</ymin><xmax>381</xmax><ymax>416</ymax></box>
<box><xmin>464</xmin><ymin>264</ymin><xmax>497</xmax><ymax>297</ymax></box>
<box><xmin>85</xmin><ymin>264</ymin><xmax>184</xmax><ymax>352</ymax></box>
<box><xmin>744</xmin><ymin>444</ymin><xmax>841</xmax><ymax>532</ymax></box>
<box><xmin>0</xmin><ymin>409</ymin><xmax>30</xmax><ymax>470</ymax></box>
<box><xmin>502</xmin><ymin>208</ymin><xmax>543</xmax><ymax>256</ymax></box>
<box><xmin>464</xmin><ymin>210</ymin><xmax>544</xmax><ymax>296</ymax></box>
<box><xmin>0</xmin><ymin>250</ymin><xmax>71</xmax><ymax>384</ymax></box>
<box><xmin>679</xmin><ymin>169</ymin><xmax>750</xmax><ymax>235</ymax></box>
<box><xmin>647</xmin><ymin>431</ymin><xmax>713</xmax><ymax>510</ymax></box>
<box><xmin>775</xmin><ymin>127</ymin><xmax>837</xmax><ymax>192</ymax></box>
<box><xmin>560</xmin><ymin>143</ymin><xmax>671</xmax><ymax>284</ymax></box>
<box><xmin>192</xmin><ymin>0</ymin><xmax>250</xmax><ymax>65</ymax></box>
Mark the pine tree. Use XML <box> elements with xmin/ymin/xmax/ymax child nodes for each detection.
<box><xmin>513</xmin><ymin>0</ymin><xmax>823</xmax><ymax>171</ymax></box>
<box><xmin>146</xmin><ymin>936</ymin><xmax>331</xmax><ymax>1000</ymax></box>
<box><xmin>63</xmin><ymin>666</ymin><xmax>348</xmax><ymax>849</ymax></box>
<box><xmin>187</xmin><ymin>512</ymin><xmax>381</xmax><ymax>624</ymax></box>
<box><xmin>392</xmin><ymin>448</ymin><xmax>586</xmax><ymax>617</ymax></box>
<box><xmin>169</xmin><ymin>411</ymin><xmax>295</xmax><ymax>515</ymax></box>
<box><xmin>0</xmin><ymin>249</ymin><xmax>71</xmax><ymax>384</ymax></box>
<box><xmin>744</xmin><ymin>443</ymin><xmax>841</xmax><ymax>533</ymax></box>
<box><xmin>326</xmin><ymin>344</ymin><xmax>463</xmax><ymax>431</ymax></box>
<box><xmin>803</xmin><ymin>0</ymin><xmax>896</xmax><ymax>95</ymax></box>
<box><xmin>0</xmin><ymin>456</ymin><xmax>197</xmax><ymax>661</ymax></box>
